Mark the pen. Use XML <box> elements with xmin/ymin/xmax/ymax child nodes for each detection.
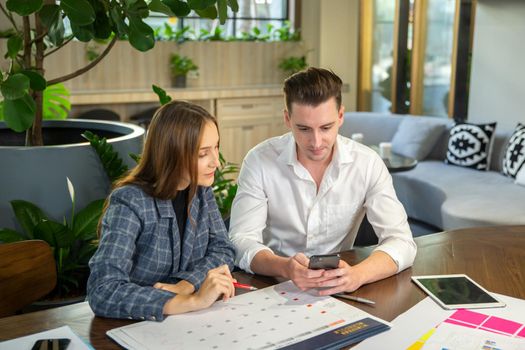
<box><xmin>233</xmin><ymin>282</ymin><xmax>258</xmax><ymax>291</ymax></box>
<box><xmin>333</xmin><ymin>293</ymin><xmax>376</xmax><ymax>305</ymax></box>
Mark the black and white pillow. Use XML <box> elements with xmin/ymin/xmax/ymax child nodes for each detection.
<box><xmin>502</xmin><ymin>123</ymin><xmax>525</xmax><ymax>178</ymax></box>
<box><xmin>445</xmin><ymin>122</ymin><xmax>497</xmax><ymax>171</ymax></box>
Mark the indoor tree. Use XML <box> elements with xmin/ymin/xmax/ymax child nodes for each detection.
<box><xmin>0</xmin><ymin>0</ymin><xmax>238</xmax><ymax>146</ymax></box>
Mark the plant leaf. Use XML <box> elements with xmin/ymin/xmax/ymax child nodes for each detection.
<box><xmin>81</xmin><ymin>131</ymin><xmax>129</xmax><ymax>181</ymax></box>
<box><xmin>127</xmin><ymin>0</ymin><xmax>150</xmax><ymax>18</ymax></box>
<box><xmin>149</xmin><ymin>0</ymin><xmax>175</xmax><ymax>16</ymax></box>
<box><xmin>38</xmin><ymin>4</ymin><xmax>61</xmax><ymax>30</ymax></box>
<box><xmin>162</xmin><ymin>0</ymin><xmax>191</xmax><ymax>17</ymax></box>
<box><xmin>1</xmin><ymin>73</ymin><xmax>30</xmax><ymax>100</ymax></box>
<box><xmin>33</xmin><ymin>220</ymin><xmax>74</xmax><ymax>248</ymax></box>
<box><xmin>70</xmin><ymin>23</ymin><xmax>95</xmax><ymax>42</ymax></box>
<box><xmin>73</xmin><ymin>199</ymin><xmax>105</xmax><ymax>240</ymax></box>
<box><xmin>42</xmin><ymin>83</ymin><xmax>71</xmax><ymax>120</ymax></box>
<box><xmin>47</xmin><ymin>16</ymin><xmax>65</xmax><ymax>46</ymax></box>
<box><xmin>6</xmin><ymin>0</ymin><xmax>43</xmax><ymax>16</ymax></box>
<box><xmin>128</xmin><ymin>16</ymin><xmax>155</xmax><ymax>51</ymax></box>
<box><xmin>195</xmin><ymin>5</ymin><xmax>217</xmax><ymax>20</ymax></box>
<box><xmin>217</xmin><ymin>0</ymin><xmax>227</xmax><ymax>25</ymax></box>
<box><xmin>20</xmin><ymin>70</ymin><xmax>47</xmax><ymax>91</ymax></box>
<box><xmin>3</xmin><ymin>94</ymin><xmax>35</xmax><ymax>132</ymax></box>
<box><xmin>60</xmin><ymin>0</ymin><xmax>95</xmax><ymax>26</ymax></box>
<box><xmin>0</xmin><ymin>228</ymin><xmax>26</xmax><ymax>242</ymax></box>
<box><xmin>152</xmin><ymin>84</ymin><xmax>172</xmax><ymax>105</ymax></box>
<box><xmin>6</xmin><ymin>34</ymin><xmax>23</xmax><ymax>59</ymax></box>
<box><xmin>10</xmin><ymin>200</ymin><xmax>47</xmax><ymax>238</ymax></box>
<box><xmin>227</xmin><ymin>0</ymin><xmax>238</xmax><ymax>12</ymax></box>
<box><xmin>188</xmin><ymin>0</ymin><xmax>216</xmax><ymax>10</ymax></box>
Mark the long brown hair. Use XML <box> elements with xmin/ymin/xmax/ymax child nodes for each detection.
<box><xmin>99</xmin><ymin>101</ymin><xmax>217</xmax><ymax>235</ymax></box>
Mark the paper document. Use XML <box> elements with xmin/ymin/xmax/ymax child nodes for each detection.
<box><xmin>107</xmin><ymin>280</ymin><xmax>391</xmax><ymax>350</ymax></box>
<box><xmin>354</xmin><ymin>294</ymin><xmax>525</xmax><ymax>350</ymax></box>
<box><xmin>0</xmin><ymin>325</ymin><xmax>93</xmax><ymax>350</ymax></box>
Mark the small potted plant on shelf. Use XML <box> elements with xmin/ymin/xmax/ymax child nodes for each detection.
<box><xmin>169</xmin><ymin>54</ymin><xmax>199</xmax><ymax>88</ymax></box>
<box><xmin>278</xmin><ymin>55</ymin><xmax>308</xmax><ymax>77</ymax></box>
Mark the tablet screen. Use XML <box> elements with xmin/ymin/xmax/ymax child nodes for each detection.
<box><xmin>412</xmin><ymin>274</ymin><xmax>505</xmax><ymax>309</ymax></box>
<box><xmin>418</xmin><ymin>276</ymin><xmax>497</xmax><ymax>304</ymax></box>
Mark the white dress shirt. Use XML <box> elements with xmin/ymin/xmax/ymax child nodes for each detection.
<box><xmin>229</xmin><ymin>133</ymin><xmax>417</xmax><ymax>274</ymax></box>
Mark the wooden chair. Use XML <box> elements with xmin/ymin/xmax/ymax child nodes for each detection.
<box><xmin>0</xmin><ymin>240</ymin><xmax>57</xmax><ymax>317</ymax></box>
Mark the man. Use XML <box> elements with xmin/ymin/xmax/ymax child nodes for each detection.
<box><xmin>229</xmin><ymin>67</ymin><xmax>416</xmax><ymax>296</ymax></box>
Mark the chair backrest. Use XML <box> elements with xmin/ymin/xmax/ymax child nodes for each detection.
<box><xmin>77</xmin><ymin>108</ymin><xmax>120</xmax><ymax>121</ymax></box>
<box><xmin>0</xmin><ymin>240</ymin><xmax>57</xmax><ymax>317</ymax></box>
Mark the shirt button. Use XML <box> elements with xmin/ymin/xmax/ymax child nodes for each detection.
<box><xmin>149</xmin><ymin>316</ymin><xmax>156</xmax><ymax>321</ymax></box>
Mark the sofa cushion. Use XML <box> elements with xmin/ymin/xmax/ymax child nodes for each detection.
<box><xmin>391</xmin><ymin>118</ymin><xmax>446</xmax><ymax>160</ymax></box>
<box><xmin>341</xmin><ymin>112</ymin><xmax>403</xmax><ymax>146</ymax></box>
<box><xmin>393</xmin><ymin>161</ymin><xmax>525</xmax><ymax>229</ymax></box>
<box><xmin>445</xmin><ymin>122</ymin><xmax>497</xmax><ymax>171</ymax></box>
<box><xmin>502</xmin><ymin>123</ymin><xmax>525</xmax><ymax>178</ymax></box>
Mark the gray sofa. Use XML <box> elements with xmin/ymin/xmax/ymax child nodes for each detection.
<box><xmin>340</xmin><ymin>112</ymin><xmax>525</xmax><ymax>233</ymax></box>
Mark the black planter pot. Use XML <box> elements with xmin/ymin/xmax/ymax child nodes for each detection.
<box><xmin>172</xmin><ymin>75</ymin><xmax>187</xmax><ymax>88</ymax></box>
<box><xmin>0</xmin><ymin>120</ymin><xmax>145</xmax><ymax>230</ymax></box>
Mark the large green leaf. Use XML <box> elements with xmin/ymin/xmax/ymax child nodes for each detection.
<box><xmin>128</xmin><ymin>16</ymin><xmax>155</xmax><ymax>51</ymax></box>
<box><xmin>217</xmin><ymin>0</ymin><xmax>227</xmax><ymax>24</ymax></box>
<box><xmin>162</xmin><ymin>0</ymin><xmax>191</xmax><ymax>17</ymax></box>
<box><xmin>93</xmin><ymin>13</ymin><xmax>112</xmax><ymax>39</ymax></box>
<box><xmin>0</xmin><ymin>228</ymin><xmax>26</xmax><ymax>242</ymax></box>
<box><xmin>73</xmin><ymin>199</ymin><xmax>105</xmax><ymax>240</ymax></box>
<box><xmin>6</xmin><ymin>35</ymin><xmax>22</xmax><ymax>59</ymax></box>
<box><xmin>20</xmin><ymin>70</ymin><xmax>47</xmax><ymax>91</ymax></box>
<box><xmin>127</xmin><ymin>0</ymin><xmax>149</xmax><ymax>18</ymax></box>
<box><xmin>71</xmin><ymin>23</ymin><xmax>95</xmax><ymax>42</ymax></box>
<box><xmin>42</xmin><ymin>83</ymin><xmax>71</xmax><ymax>120</ymax></box>
<box><xmin>109</xmin><ymin>6</ymin><xmax>128</xmax><ymax>38</ymax></box>
<box><xmin>82</xmin><ymin>131</ymin><xmax>129</xmax><ymax>181</ymax></box>
<box><xmin>38</xmin><ymin>4</ymin><xmax>61</xmax><ymax>29</ymax></box>
<box><xmin>149</xmin><ymin>0</ymin><xmax>175</xmax><ymax>16</ymax></box>
<box><xmin>60</xmin><ymin>0</ymin><xmax>95</xmax><ymax>26</ymax></box>
<box><xmin>6</xmin><ymin>0</ymin><xmax>43</xmax><ymax>16</ymax></box>
<box><xmin>152</xmin><ymin>84</ymin><xmax>172</xmax><ymax>105</ymax></box>
<box><xmin>188</xmin><ymin>0</ymin><xmax>216</xmax><ymax>10</ymax></box>
<box><xmin>47</xmin><ymin>15</ymin><xmax>65</xmax><ymax>46</ymax></box>
<box><xmin>3</xmin><ymin>94</ymin><xmax>35</xmax><ymax>132</ymax></box>
<box><xmin>227</xmin><ymin>0</ymin><xmax>238</xmax><ymax>12</ymax></box>
<box><xmin>1</xmin><ymin>73</ymin><xmax>30</xmax><ymax>100</ymax></box>
<box><xmin>34</xmin><ymin>220</ymin><xmax>74</xmax><ymax>248</ymax></box>
<box><xmin>10</xmin><ymin>200</ymin><xmax>47</xmax><ymax>238</ymax></box>
<box><xmin>195</xmin><ymin>5</ymin><xmax>217</xmax><ymax>20</ymax></box>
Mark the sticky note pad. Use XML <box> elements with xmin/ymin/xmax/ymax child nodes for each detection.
<box><xmin>481</xmin><ymin>316</ymin><xmax>522</xmax><ymax>335</ymax></box>
<box><xmin>449</xmin><ymin>309</ymin><xmax>489</xmax><ymax>326</ymax></box>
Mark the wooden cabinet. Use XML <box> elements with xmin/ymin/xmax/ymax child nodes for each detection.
<box><xmin>217</xmin><ymin>96</ymin><xmax>286</xmax><ymax>165</ymax></box>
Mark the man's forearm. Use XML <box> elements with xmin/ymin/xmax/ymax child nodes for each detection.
<box><xmin>250</xmin><ymin>250</ymin><xmax>290</xmax><ymax>278</ymax></box>
<box><xmin>352</xmin><ymin>250</ymin><xmax>398</xmax><ymax>286</ymax></box>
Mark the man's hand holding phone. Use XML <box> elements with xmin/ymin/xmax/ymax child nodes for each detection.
<box><xmin>284</xmin><ymin>253</ymin><xmax>343</xmax><ymax>291</ymax></box>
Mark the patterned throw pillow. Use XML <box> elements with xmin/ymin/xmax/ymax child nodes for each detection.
<box><xmin>445</xmin><ymin>122</ymin><xmax>497</xmax><ymax>170</ymax></box>
<box><xmin>502</xmin><ymin>123</ymin><xmax>525</xmax><ymax>178</ymax></box>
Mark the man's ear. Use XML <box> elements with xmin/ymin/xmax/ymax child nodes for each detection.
<box><xmin>338</xmin><ymin>105</ymin><xmax>345</xmax><ymax>126</ymax></box>
<box><xmin>284</xmin><ymin>109</ymin><xmax>292</xmax><ymax>128</ymax></box>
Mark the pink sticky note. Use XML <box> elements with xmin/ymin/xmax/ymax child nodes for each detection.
<box><xmin>482</xmin><ymin>316</ymin><xmax>522</xmax><ymax>335</ymax></box>
<box><xmin>449</xmin><ymin>309</ymin><xmax>489</xmax><ymax>326</ymax></box>
<box><xmin>517</xmin><ymin>326</ymin><xmax>525</xmax><ymax>338</ymax></box>
<box><xmin>444</xmin><ymin>319</ymin><xmax>477</xmax><ymax>328</ymax></box>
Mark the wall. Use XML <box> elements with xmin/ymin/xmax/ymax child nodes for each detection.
<box><xmin>469</xmin><ymin>0</ymin><xmax>525</xmax><ymax>130</ymax></box>
<box><xmin>301</xmin><ymin>0</ymin><xmax>360</xmax><ymax>111</ymax></box>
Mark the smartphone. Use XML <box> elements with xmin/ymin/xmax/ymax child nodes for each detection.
<box><xmin>308</xmin><ymin>254</ymin><xmax>340</xmax><ymax>270</ymax></box>
<box><xmin>31</xmin><ymin>338</ymin><xmax>71</xmax><ymax>350</ymax></box>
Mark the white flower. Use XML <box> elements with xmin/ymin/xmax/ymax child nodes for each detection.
<box><xmin>66</xmin><ymin>177</ymin><xmax>75</xmax><ymax>204</ymax></box>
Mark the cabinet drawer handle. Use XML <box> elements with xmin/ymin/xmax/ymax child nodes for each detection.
<box><xmin>242</xmin><ymin>126</ymin><xmax>254</xmax><ymax>131</ymax></box>
<box><xmin>241</xmin><ymin>104</ymin><xmax>254</xmax><ymax>109</ymax></box>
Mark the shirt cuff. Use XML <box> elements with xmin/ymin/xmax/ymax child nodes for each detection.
<box><xmin>238</xmin><ymin>246</ymin><xmax>274</xmax><ymax>274</ymax></box>
<box><xmin>373</xmin><ymin>239</ymin><xmax>416</xmax><ymax>272</ymax></box>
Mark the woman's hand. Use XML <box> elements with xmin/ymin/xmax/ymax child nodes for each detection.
<box><xmin>193</xmin><ymin>264</ymin><xmax>236</xmax><ymax>309</ymax></box>
<box><xmin>154</xmin><ymin>280</ymin><xmax>195</xmax><ymax>295</ymax></box>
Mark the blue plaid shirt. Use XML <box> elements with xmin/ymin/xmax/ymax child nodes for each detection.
<box><xmin>87</xmin><ymin>185</ymin><xmax>235</xmax><ymax>321</ymax></box>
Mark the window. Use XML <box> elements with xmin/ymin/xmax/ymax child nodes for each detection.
<box><xmin>147</xmin><ymin>0</ymin><xmax>296</xmax><ymax>41</ymax></box>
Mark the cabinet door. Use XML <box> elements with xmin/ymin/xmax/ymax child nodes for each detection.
<box><xmin>218</xmin><ymin>117</ymin><xmax>274</xmax><ymax>165</ymax></box>
<box><xmin>217</xmin><ymin>97</ymin><xmax>283</xmax><ymax>165</ymax></box>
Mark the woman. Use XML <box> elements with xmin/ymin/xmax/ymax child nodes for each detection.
<box><xmin>87</xmin><ymin>101</ymin><xmax>236</xmax><ymax>321</ymax></box>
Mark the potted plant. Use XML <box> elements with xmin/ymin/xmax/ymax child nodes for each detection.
<box><xmin>169</xmin><ymin>53</ymin><xmax>199</xmax><ymax>88</ymax></box>
<box><xmin>0</xmin><ymin>1</ymin><xmax>239</xmax><ymax>231</ymax></box>
<box><xmin>278</xmin><ymin>55</ymin><xmax>308</xmax><ymax>76</ymax></box>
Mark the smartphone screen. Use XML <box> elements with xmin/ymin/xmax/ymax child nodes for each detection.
<box><xmin>31</xmin><ymin>338</ymin><xmax>71</xmax><ymax>350</ymax></box>
<box><xmin>308</xmin><ymin>254</ymin><xmax>340</xmax><ymax>270</ymax></box>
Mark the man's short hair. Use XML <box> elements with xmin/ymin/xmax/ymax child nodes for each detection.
<box><xmin>283</xmin><ymin>67</ymin><xmax>343</xmax><ymax>113</ymax></box>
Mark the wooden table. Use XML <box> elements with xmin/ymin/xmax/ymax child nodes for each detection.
<box><xmin>1</xmin><ymin>226</ymin><xmax>524</xmax><ymax>348</ymax></box>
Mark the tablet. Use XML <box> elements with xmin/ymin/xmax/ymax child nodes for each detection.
<box><xmin>411</xmin><ymin>274</ymin><xmax>506</xmax><ymax>310</ymax></box>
